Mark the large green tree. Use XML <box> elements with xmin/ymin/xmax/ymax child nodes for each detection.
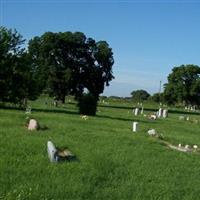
<box><xmin>28</xmin><ymin>31</ymin><xmax>114</xmax><ymax>111</ymax></box>
<box><xmin>0</xmin><ymin>27</ymin><xmax>39</xmax><ymax>106</ymax></box>
<box><xmin>130</xmin><ymin>90</ymin><xmax>150</xmax><ymax>101</ymax></box>
<box><xmin>164</xmin><ymin>65</ymin><xmax>200</xmax><ymax>105</ymax></box>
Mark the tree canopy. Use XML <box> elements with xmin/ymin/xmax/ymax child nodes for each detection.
<box><xmin>164</xmin><ymin>65</ymin><xmax>200</xmax><ymax>105</ymax></box>
<box><xmin>0</xmin><ymin>27</ymin><xmax>39</xmax><ymax>106</ymax></box>
<box><xmin>130</xmin><ymin>90</ymin><xmax>150</xmax><ymax>101</ymax></box>
<box><xmin>28</xmin><ymin>31</ymin><xmax>114</xmax><ymax>104</ymax></box>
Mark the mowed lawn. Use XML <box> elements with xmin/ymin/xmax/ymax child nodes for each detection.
<box><xmin>1</xmin><ymin>99</ymin><xmax>200</xmax><ymax>200</ymax></box>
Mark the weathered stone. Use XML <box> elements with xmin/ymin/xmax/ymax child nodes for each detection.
<box><xmin>162</xmin><ymin>109</ymin><xmax>168</xmax><ymax>118</ymax></box>
<box><xmin>47</xmin><ymin>141</ymin><xmax>57</xmax><ymax>162</ymax></box>
<box><xmin>149</xmin><ymin>114</ymin><xmax>157</xmax><ymax>120</ymax></box>
<box><xmin>28</xmin><ymin>119</ymin><xmax>39</xmax><ymax>130</ymax></box>
<box><xmin>132</xmin><ymin>122</ymin><xmax>138</xmax><ymax>132</ymax></box>
<box><xmin>147</xmin><ymin>129</ymin><xmax>156</xmax><ymax>136</ymax></box>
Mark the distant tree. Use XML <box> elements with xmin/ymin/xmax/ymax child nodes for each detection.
<box><xmin>149</xmin><ymin>93</ymin><xmax>164</xmax><ymax>103</ymax></box>
<box><xmin>100</xmin><ymin>95</ymin><xmax>107</xmax><ymax>99</ymax></box>
<box><xmin>0</xmin><ymin>27</ymin><xmax>39</xmax><ymax>106</ymax></box>
<box><xmin>109</xmin><ymin>96</ymin><xmax>122</xmax><ymax>99</ymax></box>
<box><xmin>131</xmin><ymin>90</ymin><xmax>150</xmax><ymax>101</ymax></box>
<box><xmin>164</xmin><ymin>65</ymin><xmax>200</xmax><ymax>105</ymax></box>
<box><xmin>29</xmin><ymin>31</ymin><xmax>114</xmax><ymax>114</ymax></box>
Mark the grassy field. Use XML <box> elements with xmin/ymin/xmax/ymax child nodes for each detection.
<box><xmin>1</xmin><ymin>98</ymin><xmax>200</xmax><ymax>200</ymax></box>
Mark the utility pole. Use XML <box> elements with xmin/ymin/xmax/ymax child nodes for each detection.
<box><xmin>159</xmin><ymin>80</ymin><xmax>162</xmax><ymax>94</ymax></box>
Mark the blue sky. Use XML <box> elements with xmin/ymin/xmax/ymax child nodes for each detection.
<box><xmin>1</xmin><ymin>0</ymin><xmax>200</xmax><ymax>97</ymax></box>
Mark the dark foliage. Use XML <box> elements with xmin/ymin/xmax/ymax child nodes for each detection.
<box><xmin>78</xmin><ymin>93</ymin><xmax>97</xmax><ymax>116</ymax></box>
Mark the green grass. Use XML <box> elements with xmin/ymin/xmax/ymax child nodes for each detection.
<box><xmin>1</xmin><ymin>99</ymin><xmax>200</xmax><ymax>199</ymax></box>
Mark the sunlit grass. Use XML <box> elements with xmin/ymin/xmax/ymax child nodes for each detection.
<box><xmin>1</xmin><ymin>98</ymin><xmax>200</xmax><ymax>199</ymax></box>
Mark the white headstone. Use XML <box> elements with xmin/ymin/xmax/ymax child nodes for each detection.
<box><xmin>28</xmin><ymin>119</ymin><xmax>38</xmax><ymax>130</ymax></box>
<box><xmin>158</xmin><ymin>108</ymin><xmax>163</xmax><ymax>118</ymax></box>
<box><xmin>47</xmin><ymin>141</ymin><xmax>57</xmax><ymax>162</ymax></box>
<box><xmin>132</xmin><ymin>122</ymin><xmax>138</xmax><ymax>132</ymax></box>
<box><xmin>162</xmin><ymin>109</ymin><xmax>168</xmax><ymax>118</ymax></box>
<box><xmin>134</xmin><ymin>108</ymin><xmax>139</xmax><ymax>116</ymax></box>
<box><xmin>193</xmin><ymin>145</ymin><xmax>198</xmax><ymax>149</ymax></box>
<box><xmin>141</xmin><ymin>107</ymin><xmax>144</xmax><ymax>114</ymax></box>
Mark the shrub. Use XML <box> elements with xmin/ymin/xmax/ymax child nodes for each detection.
<box><xmin>78</xmin><ymin>93</ymin><xmax>97</xmax><ymax>116</ymax></box>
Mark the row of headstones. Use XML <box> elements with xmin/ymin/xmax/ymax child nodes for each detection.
<box><xmin>185</xmin><ymin>106</ymin><xmax>197</xmax><ymax>111</ymax></box>
<box><xmin>157</xmin><ymin>108</ymin><xmax>168</xmax><ymax>118</ymax></box>
<box><xmin>133</xmin><ymin>107</ymin><xmax>144</xmax><ymax>116</ymax></box>
<box><xmin>133</xmin><ymin>107</ymin><xmax>168</xmax><ymax>118</ymax></box>
<box><xmin>132</xmin><ymin>108</ymin><xmax>168</xmax><ymax>132</ymax></box>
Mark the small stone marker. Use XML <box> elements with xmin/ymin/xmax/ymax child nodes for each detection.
<box><xmin>162</xmin><ymin>109</ymin><xmax>168</xmax><ymax>118</ymax></box>
<box><xmin>47</xmin><ymin>141</ymin><xmax>57</xmax><ymax>162</ymax></box>
<box><xmin>81</xmin><ymin>115</ymin><xmax>88</xmax><ymax>120</ymax></box>
<box><xmin>28</xmin><ymin>119</ymin><xmax>39</xmax><ymax>130</ymax></box>
<box><xmin>193</xmin><ymin>145</ymin><xmax>198</xmax><ymax>149</ymax></box>
<box><xmin>147</xmin><ymin>129</ymin><xmax>156</xmax><ymax>136</ymax></box>
<box><xmin>132</xmin><ymin>122</ymin><xmax>138</xmax><ymax>132</ymax></box>
<box><xmin>149</xmin><ymin>114</ymin><xmax>157</xmax><ymax>120</ymax></box>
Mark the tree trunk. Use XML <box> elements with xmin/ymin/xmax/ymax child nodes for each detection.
<box><xmin>61</xmin><ymin>95</ymin><xmax>65</xmax><ymax>104</ymax></box>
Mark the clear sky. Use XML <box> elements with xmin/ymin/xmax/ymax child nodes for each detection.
<box><xmin>1</xmin><ymin>0</ymin><xmax>200</xmax><ymax>97</ymax></box>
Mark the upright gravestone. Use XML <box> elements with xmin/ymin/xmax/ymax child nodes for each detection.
<box><xmin>158</xmin><ymin>108</ymin><xmax>163</xmax><ymax>118</ymax></box>
<box><xmin>141</xmin><ymin>107</ymin><xmax>144</xmax><ymax>114</ymax></box>
<box><xmin>162</xmin><ymin>109</ymin><xmax>168</xmax><ymax>118</ymax></box>
<box><xmin>134</xmin><ymin>108</ymin><xmax>139</xmax><ymax>116</ymax></box>
<box><xmin>47</xmin><ymin>141</ymin><xmax>57</xmax><ymax>162</ymax></box>
<box><xmin>28</xmin><ymin>119</ymin><xmax>39</xmax><ymax>130</ymax></box>
<box><xmin>133</xmin><ymin>122</ymin><xmax>138</xmax><ymax>132</ymax></box>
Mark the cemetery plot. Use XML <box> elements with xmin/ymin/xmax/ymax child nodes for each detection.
<box><xmin>1</xmin><ymin>100</ymin><xmax>200</xmax><ymax>200</ymax></box>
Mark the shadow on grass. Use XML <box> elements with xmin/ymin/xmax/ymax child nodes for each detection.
<box><xmin>32</xmin><ymin>108</ymin><xmax>79</xmax><ymax>115</ymax></box>
<box><xmin>1</xmin><ymin>104</ymin><xmax>200</xmax><ymax>122</ymax></box>
<box><xmin>55</xmin><ymin>146</ymin><xmax>79</xmax><ymax>163</ymax></box>
<box><xmin>0</xmin><ymin>105</ymin><xmax>79</xmax><ymax>116</ymax></box>
<box><xmin>96</xmin><ymin>114</ymin><xmax>156</xmax><ymax>123</ymax></box>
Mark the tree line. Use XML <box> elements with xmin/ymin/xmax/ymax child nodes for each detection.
<box><xmin>1</xmin><ymin>26</ymin><xmax>200</xmax><ymax>113</ymax></box>
<box><xmin>131</xmin><ymin>65</ymin><xmax>200</xmax><ymax>106</ymax></box>
<box><xmin>0</xmin><ymin>27</ymin><xmax>114</xmax><ymax>115</ymax></box>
